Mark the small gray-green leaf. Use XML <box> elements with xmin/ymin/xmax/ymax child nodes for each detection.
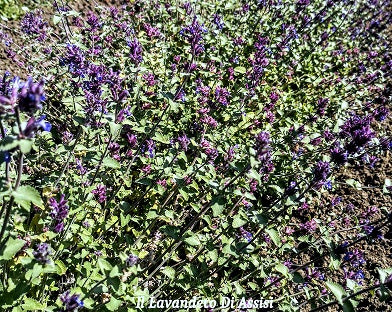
<box><xmin>12</xmin><ymin>185</ymin><xmax>44</xmax><ymax>210</ymax></box>
<box><xmin>0</xmin><ymin>237</ymin><xmax>25</xmax><ymax>260</ymax></box>
<box><xmin>326</xmin><ymin>281</ymin><xmax>347</xmax><ymax>305</ymax></box>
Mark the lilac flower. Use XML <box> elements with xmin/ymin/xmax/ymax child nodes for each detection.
<box><xmin>143</xmin><ymin>23</ymin><xmax>161</xmax><ymax>38</ymax></box>
<box><xmin>205</xmin><ymin>147</ymin><xmax>218</xmax><ymax>164</ymax></box>
<box><xmin>22</xmin><ymin>115</ymin><xmax>52</xmax><ymax>138</ymax></box>
<box><xmin>141</xmin><ymin>139</ymin><xmax>155</xmax><ymax>158</ymax></box>
<box><xmin>285</xmin><ymin>181</ymin><xmax>297</xmax><ymax>195</ymax></box>
<box><xmin>215</xmin><ymin>86</ymin><xmax>230</xmax><ymax>106</ymax></box>
<box><xmin>212</xmin><ymin>14</ymin><xmax>224</xmax><ymax>30</ymax></box>
<box><xmin>62</xmin><ymin>44</ymin><xmax>86</xmax><ymax>77</ymax></box>
<box><xmin>254</xmin><ymin>131</ymin><xmax>270</xmax><ymax>160</ymax></box>
<box><xmin>143</xmin><ymin>72</ymin><xmax>157</xmax><ymax>87</ymax></box>
<box><xmin>18</xmin><ymin>79</ymin><xmax>45</xmax><ymax>113</ymax></box>
<box><xmin>49</xmin><ymin>194</ymin><xmax>69</xmax><ymax>233</ymax></box>
<box><xmin>33</xmin><ymin>243</ymin><xmax>51</xmax><ymax>264</ymax></box>
<box><xmin>20</xmin><ymin>11</ymin><xmax>47</xmax><ymax>40</ymax></box>
<box><xmin>239</xmin><ymin>227</ymin><xmax>253</xmax><ymax>242</ymax></box>
<box><xmin>180</xmin><ymin>17</ymin><xmax>208</xmax><ymax>55</ymax></box>
<box><xmin>344</xmin><ymin>249</ymin><xmax>365</xmax><ymax>267</ymax></box>
<box><xmin>177</xmin><ymin>134</ymin><xmax>190</xmax><ymax>151</ymax></box>
<box><xmin>128</xmin><ymin>38</ymin><xmax>143</xmax><ymax>65</ymax></box>
<box><xmin>60</xmin><ymin>291</ymin><xmax>84</xmax><ymax>311</ymax></box>
<box><xmin>330</xmin><ymin>145</ymin><xmax>348</xmax><ymax>165</ymax></box>
<box><xmin>86</xmin><ymin>12</ymin><xmax>102</xmax><ymax>32</ymax></box>
<box><xmin>373</xmin><ymin>106</ymin><xmax>389</xmax><ymax>122</ymax></box>
<box><xmin>126</xmin><ymin>133</ymin><xmax>138</xmax><ymax>148</ymax></box>
<box><xmin>254</xmin><ymin>131</ymin><xmax>274</xmax><ymax>178</ymax></box>
<box><xmin>126</xmin><ymin>254</ymin><xmax>138</xmax><ymax>267</ymax></box>
<box><xmin>300</xmin><ymin>219</ymin><xmax>318</xmax><ymax>233</ymax></box>
<box><xmin>313</xmin><ymin>161</ymin><xmax>330</xmax><ymax>182</ymax></box>
<box><xmin>317</xmin><ymin>98</ymin><xmax>329</xmax><ymax>116</ymax></box>
<box><xmin>92</xmin><ymin>185</ymin><xmax>107</xmax><ymax>203</ymax></box>
<box><xmin>76</xmin><ymin>158</ymin><xmax>87</xmax><ymax>175</ymax></box>
<box><xmin>224</xmin><ymin>145</ymin><xmax>237</xmax><ymax>162</ymax></box>
<box><xmin>340</xmin><ymin>114</ymin><xmax>374</xmax><ymax>153</ymax></box>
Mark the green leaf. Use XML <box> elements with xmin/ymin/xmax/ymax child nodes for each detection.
<box><xmin>234</xmin><ymin>66</ymin><xmax>246</xmax><ymax>74</ymax></box>
<box><xmin>12</xmin><ymin>185</ymin><xmax>44</xmax><ymax>210</ymax></box>
<box><xmin>162</xmin><ymin>266</ymin><xmax>176</xmax><ymax>279</ymax></box>
<box><xmin>0</xmin><ymin>136</ymin><xmax>19</xmax><ymax>151</ymax></box>
<box><xmin>102</xmin><ymin>157</ymin><xmax>121</xmax><ymax>169</ymax></box>
<box><xmin>106</xmin><ymin>297</ymin><xmax>122</xmax><ymax>311</ymax></box>
<box><xmin>98</xmin><ymin>258</ymin><xmax>112</xmax><ymax>273</ymax></box>
<box><xmin>53</xmin><ymin>15</ymin><xmax>62</xmax><ymax>25</ymax></box>
<box><xmin>22</xmin><ymin>298</ymin><xmax>45</xmax><ymax>310</ymax></box>
<box><xmin>232</xmin><ymin>215</ymin><xmax>247</xmax><ymax>228</ymax></box>
<box><xmin>275</xmin><ymin>263</ymin><xmax>289</xmax><ymax>277</ymax></box>
<box><xmin>18</xmin><ymin>140</ymin><xmax>33</xmax><ymax>154</ymax></box>
<box><xmin>184</xmin><ymin>233</ymin><xmax>200</xmax><ymax>246</ymax></box>
<box><xmin>265</xmin><ymin>228</ymin><xmax>281</xmax><ymax>246</ymax></box>
<box><xmin>326</xmin><ymin>281</ymin><xmax>347</xmax><ymax>305</ymax></box>
<box><xmin>55</xmin><ymin>260</ymin><xmax>67</xmax><ymax>275</ymax></box>
<box><xmin>378</xmin><ymin>268</ymin><xmax>392</xmax><ymax>283</ymax></box>
<box><xmin>211</xmin><ymin>196</ymin><xmax>225</xmax><ymax>217</ymax></box>
<box><xmin>0</xmin><ymin>238</ymin><xmax>25</xmax><ymax>260</ymax></box>
<box><xmin>109</xmin><ymin>122</ymin><xmax>122</xmax><ymax>136</ymax></box>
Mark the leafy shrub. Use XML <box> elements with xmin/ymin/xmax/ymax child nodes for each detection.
<box><xmin>0</xmin><ymin>0</ymin><xmax>391</xmax><ymax>311</ymax></box>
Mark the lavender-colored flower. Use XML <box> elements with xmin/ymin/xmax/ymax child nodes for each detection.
<box><xmin>300</xmin><ymin>219</ymin><xmax>318</xmax><ymax>233</ymax></box>
<box><xmin>61</xmin><ymin>44</ymin><xmax>86</xmax><ymax>77</ymax></box>
<box><xmin>22</xmin><ymin>115</ymin><xmax>51</xmax><ymax>138</ymax></box>
<box><xmin>76</xmin><ymin>158</ymin><xmax>87</xmax><ymax>175</ymax></box>
<box><xmin>33</xmin><ymin>243</ymin><xmax>51</xmax><ymax>264</ymax></box>
<box><xmin>330</xmin><ymin>146</ymin><xmax>348</xmax><ymax>165</ymax></box>
<box><xmin>128</xmin><ymin>38</ymin><xmax>143</xmax><ymax>65</ymax></box>
<box><xmin>239</xmin><ymin>227</ymin><xmax>253</xmax><ymax>242</ymax></box>
<box><xmin>60</xmin><ymin>291</ymin><xmax>84</xmax><ymax>311</ymax></box>
<box><xmin>254</xmin><ymin>131</ymin><xmax>270</xmax><ymax>160</ymax></box>
<box><xmin>373</xmin><ymin>106</ymin><xmax>389</xmax><ymax>122</ymax></box>
<box><xmin>215</xmin><ymin>86</ymin><xmax>230</xmax><ymax>106</ymax></box>
<box><xmin>49</xmin><ymin>194</ymin><xmax>69</xmax><ymax>233</ymax></box>
<box><xmin>143</xmin><ymin>23</ymin><xmax>160</xmax><ymax>38</ymax></box>
<box><xmin>86</xmin><ymin>12</ymin><xmax>102</xmax><ymax>32</ymax></box>
<box><xmin>92</xmin><ymin>185</ymin><xmax>107</xmax><ymax>203</ymax></box>
<box><xmin>205</xmin><ymin>147</ymin><xmax>218</xmax><ymax>164</ymax></box>
<box><xmin>313</xmin><ymin>161</ymin><xmax>330</xmax><ymax>182</ymax></box>
<box><xmin>20</xmin><ymin>11</ymin><xmax>47</xmax><ymax>40</ymax></box>
<box><xmin>143</xmin><ymin>72</ymin><xmax>157</xmax><ymax>87</ymax></box>
<box><xmin>177</xmin><ymin>134</ymin><xmax>190</xmax><ymax>151</ymax></box>
<box><xmin>126</xmin><ymin>133</ymin><xmax>138</xmax><ymax>148</ymax></box>
<box><xmin>340</xmin><ymin>114</ymin><xmax>374</xmax><ymax>153</ymax></box>
<box><xmin>344</xmin><ymin>249</ymin><xmax>365</xmax><ymax>267</ymax></box>
<box><xmin>180</xmin><ymin>17</ymin><xmax>208</xmax><ymax>55</ymax></box>
<box><xmin>141</xmin><ymin>139</ymin><xmax>155</xmax><ymax>158</ymax></box>
<box><xmin>126</xmin><ymin>254</ymin><xmax>138</xmax><ymax>266</ymax></box>
<box><xmin>18</xmin><ymin>79</ymin><xmax>45</xmax><ymax>113</ymax></box>
<box><xmin>317</xmin><ymin>98</ymin><xmax>329</xmax><ymax>116</ymax></box>
<box><xmin>212</xmin><ymin>14</ymin><xmax>224</xmax><ymax>30</ymax></box>
<box><xmin>285</xmin><ymin>181</ymin><xmax>297</xmax><ymax>195</ymax></box>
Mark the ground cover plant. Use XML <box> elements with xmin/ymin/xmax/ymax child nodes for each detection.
<box><xmin>0</xmin><ymin>0</ymin><xmax>391</xmax><ymax>311</ymax></box>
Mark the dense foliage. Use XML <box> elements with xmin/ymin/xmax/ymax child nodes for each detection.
<box><xmin>0</xmin><ymin>0</ymin><xmax>391</xmax><ymax>311</ymax></box>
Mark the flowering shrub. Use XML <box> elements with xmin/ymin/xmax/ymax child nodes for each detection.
<box><xmin>0</xmin><ymin>0</ymin><xmax>391</xmax><ymax>311</ymax></box>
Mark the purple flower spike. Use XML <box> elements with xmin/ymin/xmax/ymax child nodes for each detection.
<box><xmin>33</xmin><ymin>243</ymin><xmax>51</xmax><ymax>264</ymax></box>
<box><xmin>60</xmin><ymin>291</ymin><xmax>84</xmax><ymax>311</ymax></box>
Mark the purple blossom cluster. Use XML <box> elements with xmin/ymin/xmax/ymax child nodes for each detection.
<box><xmin>60</xmin><ymin>291</ymin><xmax>84</xmax><ymax>311</ymax></box>
<box><xmin>33</xmin><ymin>243</ymin><xmax>51</xmax><ymax>264</ymax></box>
<box><xmin>49</xmin><ymin>194</ymin><xmax>69</xmax><ymax>233</ymax></box>
<box><xmin>180</xmin><ymin>17</ymin><xmax>208</xmax><ymax>56</ymax></box>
